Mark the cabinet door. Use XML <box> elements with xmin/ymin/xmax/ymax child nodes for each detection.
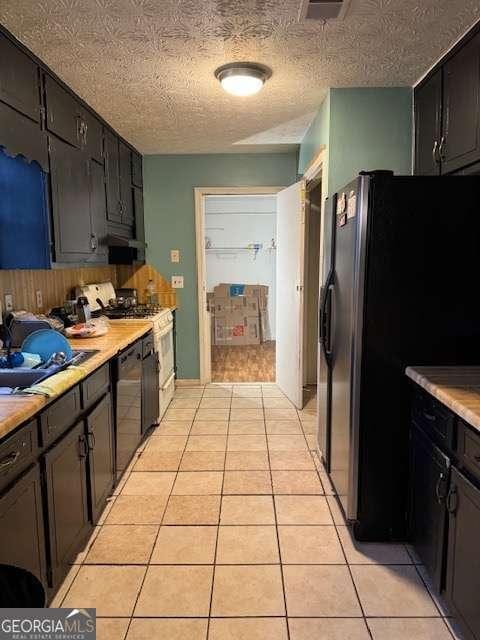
<box><xmin>0</xmin><ymin>464</ymin><xmax>47</xmax><ymax>592</ymax></box>
<box><xmin>142</xmin><ymin>351</ymin><xmax>159</xmax><ymax>433</ymax></box>
<box><xmin>44</xmin><ymin>76</ymin><xmax>81</xmax><ymax>148</ymax></box>
<box><xmin>414</xmin><ymin>70</ymin><xmax>442</xmax><ymax>175</ymax></box>
<box><xmin>81</xmin><ymin>110</ymin><xmax>103</xmax><ymax>164</ymax></box>
<box><xmin>119</xmin><ymin>141</ymin><xmax>134</xmax><ymax>226</ymax></box>
<box><xmin>446</xmin><ymin>468</ymin><xmax>480</xmax><ymax>640</ymax></box>
<box><xmin>134</xmin><ymin>186</ymin><xmax>145</xmax><ymax>262</ymax></box>
<box><xmin>442</xmin><ymin>33</ymin><xmax>480</xmax><ymax>173</ymax></box>
<box><xmin>132</xmin><ymin>152</ymin><xmax>143</xmax><ymax>187</ymax></box>
<box><xmin>89</xmin><ymin>159</ymin><xmax>108</xmax><ymax>261</ymax></box>
<box><xmin>87</xmin><ymin>393</ymin><xmax>115</xmax><ymax>523</ymax></box>
<box><xmin>408</xmin><ymin>426</ymin><xmax>449</xmax><ymax>593</ymax></box>
<box><xmin>44</xmin><ymin>421</ymin><xmax>91</xmax><ymax>589</ymax></box>
<box><xmin>0</xmin><ymin>34</ymin><xmax>40</xmax><ymax>122</ymax></box>
<box><xmin>49</xmin><ymin>136</ymin><xmax>93</xmax><ymax>262</ymax></box>
<box><xmin>104</xmin><ymin>129</ymin><xmax>121</xmax><ymax>223</ymax></box>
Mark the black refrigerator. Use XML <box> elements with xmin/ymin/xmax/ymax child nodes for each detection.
<box><xmin>318</xmin><ymin>170</ymin><xmax>480</xmax><ymax>541</ymax></box>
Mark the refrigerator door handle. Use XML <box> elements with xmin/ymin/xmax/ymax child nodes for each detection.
<box><xmin>325</xmin><ymin>283</ymin><xmax>335</xmax><ymax>357</ymax></box>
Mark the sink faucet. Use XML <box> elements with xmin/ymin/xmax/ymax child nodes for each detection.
<box><xmin>0</xmin><ymin>324</ymin><xmax>12</xmax><ymax>368</ymax></box>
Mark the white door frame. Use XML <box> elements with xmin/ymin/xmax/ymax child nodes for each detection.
<box><xmin>194</xmin><ymin>186</ymin><xmax>283</xmax><ymax>385</ymax></box>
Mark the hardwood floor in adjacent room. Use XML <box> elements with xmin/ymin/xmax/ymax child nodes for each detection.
<box><xmin>211</xmin><ymin>341</ymin><xmax>275</xmax><ymax>383</ymax></box>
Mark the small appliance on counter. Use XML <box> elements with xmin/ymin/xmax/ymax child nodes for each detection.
<box><xmin>5</xmin><ymin>311</ymin><xmax>64</xmax><ymax>348</ymax></box>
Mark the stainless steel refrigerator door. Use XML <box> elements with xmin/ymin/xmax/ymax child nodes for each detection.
<box><xmin>329</xmin><ymin>176</ymin><xmax>369</xmax><ymax>520</ymax></box>
<box><xmin>317</xmin><ymin>195</ymin><xmax>336</xmax><ymax>467</ymax></box>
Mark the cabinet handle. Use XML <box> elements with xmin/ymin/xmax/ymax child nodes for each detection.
<box><xmin>78</xmin><ymin>435</ymin><xmax>88</xmax><ymax>459</ymax></box>
<box><xmin>0</xmin><ymin>451</ymin><xmax>20</xmax><ymax>471</ymax></box>
<box><xmin>423</xmin><ymin>411</ymin><xmax>436</xmax><ymax>422</ymax></box>
<box><xmin>90</xmin><ymin>233</ymin><xmax>97</xmax><ymax>251</ymax></box>
<box><xmin>435</xmin><ymin>471</ymin><xmax>448</xmax><ymax>504</ymax></box>
<box><xmin>446</xmin><ymin>484</ymin><xmax>458</xmax><ymax>514</ymax></box>
<box><xmin>87</xmin><ymin>431</ymin><xmax>96</xmax><ymax>451</ymax></box>
<box><xmin>439</xmin><ymin>136</ymin><xmax>446</xmax><ymax>163</ymax></box>
<box><xmin>432</xmin><ymin>140</ymin><xmax>439</xmax><ymax>165</ymax></box>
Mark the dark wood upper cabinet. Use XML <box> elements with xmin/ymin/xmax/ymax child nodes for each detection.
<box><xmin>0</xmin><ymin>33</ymin><xmax>40</xmax><ymax>122</ymax></box>
<box><xmin>0</xmin><ymin>464</ymin><xmax>47</xmax><ymax>592</ymax></box>
<box><xmin>414</xmin><ymin>70</ymin><xmax>442</xmax><ymax>175</ymax></box>
<box><xmin>119</xmin><ymin>140</ymin><xmax>134</xmax><ymax>226</ymax></box>
<box><xmin>132</xmin><ymin>151</ymin><xmax>143</xmax><ymax>188</ymax></box>
<box><xmin>49</xmin><ymin>136</ymin><xmax>93</xmax><ymax>261</ymax></box>
<box><xmin>89</xmin><ymin>159</ymin><xmax>108</xmax><ymax>260</ymax></box>
<box><xmin>81</xmin><ymin>109</ymin><xmax>103</xmax><ymax>164</ymax></box>
<box><xmin>104</xmin><ymin>128</ymin><xmax>121</xmax><ymax>224</ymax></box>
<box><xmin>44</xmin><ymin>421</ymin><xmax>91</xmax><ymax>589</ymax></box>
<box><xmin>86</xmin><ymin>393</ymin><xmax>115</xmax><ymax>523</ymax></box>
<box><xmin>44</xmin><ymin>76</ymin><xmax>81</xmax><ymax>148</ymax></box>
<box><xmin>442</xmin><ymin>33</ymin><xmax>480</xmax><ymax>174</ymax></box>
<box><xmin>446</xmin><ymin>467</ymin><xmax>480</xmax><ymax>640</ymax></box>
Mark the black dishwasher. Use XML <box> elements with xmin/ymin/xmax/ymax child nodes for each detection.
<box><xmin>141</xmin><ymin>333</ymin><xmax>159</xmax><ymax>433</ymax></box>
<box><xmin>114</xmin><ymin>340</ymin><xmax>142</xmax><ymax>478</ymax></box>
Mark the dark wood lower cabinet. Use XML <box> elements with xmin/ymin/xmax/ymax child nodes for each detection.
<box><xmin>87</xmin><ymin>393</ymin><xmax>115</xmax><ymax>523</ymax></box>
<box><xmin>446</xmin><ymin>467</ymin><xmax>480</xmax><ymax>640</ymax></box>
<box><xmin>409</xmin><ymin>426</ymin><xmax>449</xmax><ymax>593</ymax></box>
<box><xmin>44</xmin><ymin>421</ymin><xmax>91</xmax><ymax>589</ymax></box>
<box><xmin>0</xmin><ymin>464</ymin><xmax>47</xmax><ymax>595</ymax></box>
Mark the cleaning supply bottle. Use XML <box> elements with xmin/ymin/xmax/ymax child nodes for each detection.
<box><xmin>145</xmin><ymin>279</ymin><xmax>157</xmax><ymax>306</ymax></box>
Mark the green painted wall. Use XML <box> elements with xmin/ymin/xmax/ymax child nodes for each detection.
<box><xmin>299</xmin><ymin>87</ymin><xmax>413</xmax><ymax>193</ymax></box>
<box><xmin>143</xmin><ymin>153</ymin><xmax>298</xmax><ymax>379</ymax></box>
<box><xmin>298</xmin><ymin>92</ymin><xmax>330</xmax><ymax>174</ymax></box>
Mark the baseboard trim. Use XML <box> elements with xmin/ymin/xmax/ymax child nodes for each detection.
<box><xmin>175</xmin><ymin>378</ymin><xmax>202</xmax><ymax>387</ymax></box>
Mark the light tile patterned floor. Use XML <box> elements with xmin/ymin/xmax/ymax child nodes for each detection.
<box><xmin>53</xmin><ymin>383</ymin><xmax>463</xmax><ymax>640</ymax></box>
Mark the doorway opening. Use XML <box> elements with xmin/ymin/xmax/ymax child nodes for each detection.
<box><xmin>205</xmin><ymin>194</ymin><xmax>277</xmax><ymax>383</ymax></box>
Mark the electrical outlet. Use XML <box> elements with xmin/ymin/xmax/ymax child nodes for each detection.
<box><xmin>36</xmin><ymin>290</ymin><xmax>43</xmax><ymax>309</ymax></box>
<box><xmin>170</xmin><ymin>249</ymin><xmax>180</xmax><ymax>263</ymax></box>
<box><xmin>4</xmin><ymin>294</ymin><xmax>13</xmax><ymax>312</ymax></box>
<box><xmin>171</xmin><ymin>275</ymin><xmax>184</xmax><ymax>289</ymax></box>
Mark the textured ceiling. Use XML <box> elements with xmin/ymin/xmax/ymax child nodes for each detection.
<box><xmin>1</xmin><ymin>1</ymin><xmax>479</xmax><ymax>154</ymax></box>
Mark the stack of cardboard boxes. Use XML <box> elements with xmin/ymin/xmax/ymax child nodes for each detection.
<box><xmin>208</xmin><ymin>283</ymin><xmax>271</xmax><ymax>346</ymax></box>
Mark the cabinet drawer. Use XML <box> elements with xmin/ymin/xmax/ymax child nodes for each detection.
<box><xmin>142</xmin><ymin>333</ymin><xmax>154</xmax><ymax>358</ymax></box>
<box><xmin>457</xmin><ymin>420</ymin><xmax>480</xmax><ymax>483</ymax></box>
<box><xmin>82</xmin><ymin>363</ymin><xmax>110</xmax><ymax>410</ymax></box>
<box><xmin>40</xmin><ymin>386</ymin><xmax>81</xmax><ymax>447</ymax></box>
<box><xmin>412</xmin><ymin>389</ymin><xmax>455</xmax><ymax>450</ymax></box>
<box><xmin>0</xmin><ymin>420</ymin><xmax>37</xmax><ymax>493</ymax></box>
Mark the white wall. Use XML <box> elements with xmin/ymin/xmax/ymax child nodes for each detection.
<box><xmin>205</xmin><ymin>195</ymin><xmax>277</xmax><ymax>338</ymax></box>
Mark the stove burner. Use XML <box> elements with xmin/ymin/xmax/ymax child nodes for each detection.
<box><xmin>94</xmin><ymin>304</ymin><xmax>164</xmax><ymax>319</ymax></box>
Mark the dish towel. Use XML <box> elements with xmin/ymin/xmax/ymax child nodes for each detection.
<box><xmin>19</xmin><ymin>366</ymin><xmax>88</xmax><ymax>397</ymax></box>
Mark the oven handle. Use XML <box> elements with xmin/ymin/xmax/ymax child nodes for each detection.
<box><xmin>161</xmin><ymin>371</ymin><xmax>175</xmax><ymax>391</ymax></box>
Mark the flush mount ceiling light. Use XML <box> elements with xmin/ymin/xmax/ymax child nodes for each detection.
<box><xmin>215</xmin><ymin>63</ymin><xmax>272</xmax><ymax>97</ymax></box>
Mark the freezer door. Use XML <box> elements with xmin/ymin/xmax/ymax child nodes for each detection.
<box><xmin>329</xmin><ymin>177</ymin><xmax>369</xmax><ymax>520</ymax></box>
<box><xmin>317</xmin><ymin>194</ymin><xmax>337</xmax><ymax>468</ymax></box>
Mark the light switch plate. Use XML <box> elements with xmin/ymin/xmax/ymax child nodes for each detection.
<box><xmin>36</xmin><ymin>290</ymin><xmax>43</xmax><ymax>309</ymax></box>
<box><xmin>171</xmin><ymin>275</ymin><xmax>184</xmax><ymax>289</ymax></box>
<box><xmin>4</xmin><ymin>294</ymin><xmax>13</xmax><ymax>312</ymax></box>
<box><xmin>170</xmin><ymin>249</ymin><xmax>180</xmax><ymax>263</ymax></box>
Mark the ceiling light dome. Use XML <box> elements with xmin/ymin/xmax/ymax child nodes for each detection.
<box><xmin>215</xmin><ymin>63</ymin><xmax>271</xmax><ymax>97</ymax></box>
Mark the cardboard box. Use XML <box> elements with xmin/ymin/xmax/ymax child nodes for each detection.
<box><xmin>214</xmin><ymin>312</ymin><xmax>260</xmax><ymax>346</ymax></box>
<box><xmin>212</xmin><ymin>297</ymin><xmax>233</xmax><ymax>314</ymax></box>
<box><xmin>260</xmin><ymin>308</ymin><xmax>271</xmax><ymax>342</ymax></box>
<box><xmin>214</xmin><ymin>283</ymin><xmax>269</xmax><ymax>299</ymax></box>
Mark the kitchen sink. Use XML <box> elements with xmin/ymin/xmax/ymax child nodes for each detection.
<box><xmin>0</xmin><ymin>349</ymin><xmax>99</xmax><ymax>390</ymax></box>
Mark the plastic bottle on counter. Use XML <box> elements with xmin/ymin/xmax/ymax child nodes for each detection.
<box><xmin>145</xmin><ymin>279</ymin><xmax>158</xmax><ymax>306</ymax></box>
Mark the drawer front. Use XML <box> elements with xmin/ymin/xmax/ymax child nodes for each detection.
<box><xmin>412</xmin><ymin>389</ymin><xmax>455</xmax><ymax>450</ymax></box>
<box><xmin>82</xmin><ymin>363</ymin><xmax>110</xmax><ymax>410</ymax></box>
<box><xmin>40</xmin><ymin>386</ymin><xmax>81</xmax><ymax>447</ymax></box>
<box><xmin>142</xmin><ymin>333</ymin><xmax>154</xmax><ymax>358</ymax></box>
<box><xmin>0</xmin><ymin>420</ymin><xmax>36</xmax><ymax>493</ymax></box>
<box><xmin>458</xmin><ymin>420</ymin><xmax>480</xmax><ymax>483</ymax></box>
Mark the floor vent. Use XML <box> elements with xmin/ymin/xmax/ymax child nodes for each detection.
<box><xmin>298</xmin><ymin>0</ymin><xmax>351</xmax><ymax>21</ymax></box>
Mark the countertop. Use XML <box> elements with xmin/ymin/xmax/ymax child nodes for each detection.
<box><xmin>0</xmin><ymin>320</ymin><xmax>153</xmax><ymax>441</ymax></box>
<box><xmin>406</xmin><ymin>366</ymin><xmax>480</xmax><ymax>432</ymax></box>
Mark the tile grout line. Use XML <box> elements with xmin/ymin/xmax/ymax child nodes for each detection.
<box><xmin>122</xmin><ymin>384</ymin><xmax>205</xmax><ymax>637</ymax></box>
<box><xmin>206</xmin><ymin>387</ymin><xmax>231</xmax><ymax>639</ymax></box>
<box><xmin>264</xmin><ymin>399</ymin><xmax>291</xmax><ymax>640</ymax></box>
